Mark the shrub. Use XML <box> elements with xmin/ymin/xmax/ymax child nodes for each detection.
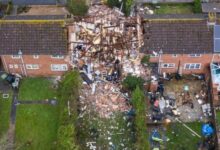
<box><xmin>141</xmin><ymin>55</ymin><xmax>150</xmax><ymax>66</ymax></box>
<box><xmin>193</xmin><ymin>0</ymin><xmax>202</xmax><ymax>13</ymax></box>
<box><xmin>6</xmin><ymin>1</ymin><xmax>13</xmax><ymax>15</ymax></box>
<box><xmin>123</xmin><ymin>75</ymin><xmax>145</xmax><ymax>91</ymax></box>
<box><xmin>132</xmin><ymin>87</ymin><xmax>149</xmax><ymax>149</ymax></box>
<box><xmin>67</xmin><ymin>0</ymin><xmax>88</xmax><ymax>16</ymax></box>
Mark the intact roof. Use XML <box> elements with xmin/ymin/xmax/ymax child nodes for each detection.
<box><xmin>0</xmin><ymin>0</ymin><xmax>66</xmax><ymax>5</ymax></box>
<box><xmin>4</xmin><ymin>15</ymin><xmax>66</xmax><ymax>20</ymax></box>
<box><xmin>142</xmin><ymin>20</ymin><xmax>213</xmax><ymax>54</ymax></box>
<box><xmin>143</xmin><ymin>14</ymin><xmax>207</xmax><ymax>20</ymax></box>
<box><xmin>0</xmin><ymin>21</ymin><xmax>67</xmax><ymax>55</ymax></box>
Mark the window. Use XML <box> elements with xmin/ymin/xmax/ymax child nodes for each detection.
<box><xmin>184</xmin><ymin>63</ymin><xmax>201</xmax><ymax>69</ymax></box>
<box><xmin>26</xmin><ymin>64</ymin><xmax>39</xmax><ymax>70</ymax></box>
<box><xmin>150</xmin><ymin>52</ymin><xmax>159</xmax><ymax>57</ymax></box>
<box><xmin>14</xmin><ymin>64</ymin><xmax>18</xmax><ymax>69</ymax></box>
<box><xmin>161</xmin><ymin>63</ymin><xmax>175</xmax><ymax>68</ymax></box>
<box><xmin>51</xmin><ymin>55</ymin><xmax>64</xmax><ymax>59</ymax></box>
<box><xmin>33</xmin><ymin>55</ymin><xmax>39</xmax><ymax>59</ymax></box>
<box><xmin>11</xmin><ymin>55</ymin><xmax>20</xmax><ymax>59</ymax></box>
<box><xmin>51</xmin><ymin>64</ymin><xmax>68</xmax><ymax>71</ymax></box>
<box><xmin>188</xmin><ymin>54</ymin><xmax>201</xmax><ymax>57</ymax></box>
<box><xmin>172</xmin><ymin>54</ymin><xmax>178</xmax><ymax>57</ymax></box>
<box><xmin>9</xmin><ymin>64</ymin><xmax>13</xmax><ymax>69</ymax></box>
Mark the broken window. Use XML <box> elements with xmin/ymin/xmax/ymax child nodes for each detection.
<box><xmin>11</xmin><ymin>55</ymin><xmax>20</xmax><ymax>59</ymax></box>
<box><xmin>51</xmin><ymin>64</ymin><xmax>68</xmax><ymax>71</ymax></box>
<box><xmin>161</xmin><ymin>63</ymin><xmax>175</xmax><ymax>68</ymax></box>
<box><xmin>33</xmin><ymin>55</ymin><xmax>39</xmax><ymax>59</ymax></box>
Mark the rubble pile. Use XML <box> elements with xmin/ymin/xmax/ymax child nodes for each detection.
<box><xmin>68</xmin><ymin>5</ymin><xmax>147</xmax><ymax>118</ymax></box>
<box><xmin>80</xmin><ymin>82</ymin><xmax>131</xmax><ymax>118</ymax></box>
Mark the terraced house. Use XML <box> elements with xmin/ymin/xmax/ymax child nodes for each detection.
<box><xmin>142</xmin><ymin>14</ymin><xmax>220</xmax><ymax>105</ymax></box>
<box><xmin>0</xmin><ymin>20</ymin><xmax>69</xmax><ymax>76</ymax></box>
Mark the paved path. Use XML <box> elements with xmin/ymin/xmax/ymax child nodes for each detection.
<box><xmin>17</xmin><ymin>99</ymin><xmax>57</xmax><ymax>105</ymax></box>
<box><xmin>7</xmin><ymin>89</ymin><xmax>18</xmax><ymax>150</ymax></box>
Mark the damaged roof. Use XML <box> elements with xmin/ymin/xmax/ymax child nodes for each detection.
<box><xmin>142</xmin><ymin>20</ymin><xmax>213</xmax><ymax>54</ymax></box>
<box><xmin>0</xmin><ymin>21</ymin><xmax>67</xmax><ymax>55</ymax></box>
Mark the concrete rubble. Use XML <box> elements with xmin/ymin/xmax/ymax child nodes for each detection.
<box><xmin>68</xmin><ymin>5</ymin><xmax>147</xmax><ymax>118</ymax></box>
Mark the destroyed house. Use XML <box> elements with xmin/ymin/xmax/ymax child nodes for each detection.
<box><xmin>142</xmin><ymin>17</ymin><xmax>220</xmax><ymax>75</ymax></box>
<box><xmin>0</xmin><ymin>20</ymin><xmax>69</xmax><ymax>76</ymax></box>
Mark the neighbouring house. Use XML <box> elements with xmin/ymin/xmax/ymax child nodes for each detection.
<box><xmin>142</xmin><ymin>14</ymin><xmax>220</xmax><ymax>105</ymax></box>
<box><xmin>0</xmin><ymin>20</ymin><xmax>69</xmax><ymax>76</ymax></box>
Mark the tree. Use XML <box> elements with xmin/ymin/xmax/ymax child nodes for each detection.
<box><xmin>67</xmin><ymin>0</ymin><xmax>88</xmax><ymax>16</ymax></box>
<box><xmin>122</xmin><ymin>75</ymin><xmax>145</xmax><ymax>91</ymax></box>
<box><xmin>57</xmin><ymin>70</ymin><xmax>82</xmax><ymax>149</ymax></box>
<box><xmin>106</xmin><ymin>0</ymin><xmax>133</xmax><ymax>16</ymax></box>
<box><xmin>57</xmin><ymin>124</ymin><xmax>79</xmax><ymax>150</ymax></box>
<box><xmin>141</xmin><ymin>55</ymin><xmax>150</xmax><ymax>66</ymax></box>
<box><xmin>193</xmin><ymin>0</ymin><xmax>201</xmax><ymax>13</ymax></box>
<box><xmin>122</xmin><ymin>0</ymin><xmax>133</xmax><ymax>16</ymax></box>
<box><xmin>131</xmin><ymin>87</ymin><xmax>149</xmax><ymax>150</ymax></box>
<box><xmin>107</xmin><ymin>0</ymin><xmax>121</xmax><ymax>8</ymax></box>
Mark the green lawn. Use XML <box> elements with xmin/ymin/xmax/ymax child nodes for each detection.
<box><xmin>15</xmin><ymin>105</ymin><xmax>58</xmax><ymax>150</ymax></box>
<box><xmin>166</xmin><ymin>122</ymin><xmax>202</xmax><ymax>150</ymax></box>
<box><xmin>216</xmin><ymin>111</ymin><xmax>220</xmax><ymax>129</ymax></box>
<box><xmin>0</xmin><ymin>92</ymin><xmax>12</xmax><ymax>137</ymax></box>
<box><xmin>15</xmin><ymin>78</ymin><xmax>58</xmax><ymax>150</ymax></box>
<box><xmin>18</xmin><ymin>78</ymin><xmax>56</xmax><ymax>100</ymax></box>
<box><xmin>153</xmin><ymin>4</ymin><xmax>194</xmax><ymax>14</ymax></box>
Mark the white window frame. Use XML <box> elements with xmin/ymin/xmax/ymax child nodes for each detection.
<box><xmin>150</xmin><ymin>54</ymin><xmax>159</xmax><ymax>58</ymax></box>
<box><xmin>51</xmin><ymin>55</ymin><xmax>64</xmax><ymax>59</ymax></box>
<box><xmin>184</xmin><ymin>63</ymin><xmax>201</xmax><ymax>70</ymax></box>
<box><xmin>172</xmin><ymin>54</ymin><xmax>178</xmax><ymax>57</ymax></box>
<box><xmin>33</xmin><ymin>55</ymin><xmax>39</xmax><ymax>59</ymax></box>
<box><xmin>9</xmin><ymin>64</ymin><xmax>13</xmax><ymax>69</ymax></box>
<box><xmin>14</xmin><ymin>64</ymin><xmax>18</xmax><ymax>69</ymax></box>
<box><xmin>161</xmin><ymin>63</ymin><xmax>175</xmax><ymax>68</ymax></box>
<box><xmin>188</xmin><ymin>54</ymin><xmax>202</xmax><ymax>57</ymax></box>
<box><xmin>51</xmin><ymin>64</ymin><xmax>68</xmax><ymax>71</ymax></box>
<box><xmin>26</xmin><ymin>64</ymin><xmax>39</xmax><ymax>70</ymax></box>
<box><xmin>11</xmin><ymin>55</ymin><xmax>20</xmax><ymax>59</ymax></box>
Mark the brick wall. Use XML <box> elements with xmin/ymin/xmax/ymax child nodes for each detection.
<box><xmin>149</xmin><ymin>54</ymin><xmax>220</xmax><ymax>74</ymax></box>
<box><xmin>1</xmin><ymin>55</ymin><xmax>70</xmax><ymax>76</ymax></box>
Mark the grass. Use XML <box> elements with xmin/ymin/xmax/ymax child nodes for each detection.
<box><xmin>216</xmin><ymin>111</ymin><xmax>220</xmax><ymax>129</ymax></box>
<box><xmin>15</xmin><ymin>105</ymin><xmax>59</xmax><ymax>150</ymax></box>
<box><xmin>15</xmin><ymin>78</ymin><xmax>58</xmax><ymax>150</ymax></box>
<box><xmin>0</xmin><ymin>92</ymin><xmax>12</xmax><ymax>137</ymax></box>
<box><xmin>152</xmin><ymin>3</ymin><xmax>194</xmax><ymax>14</ymax></box>
<box><xmin>18</xmin><ymin>78</ymin><xmax>56</xmax><ymax>100</ymax></box>
<box><xmin>166</xmin><ymin>122</ymin><xmax>202</xmax><ymax>150</ymax></box>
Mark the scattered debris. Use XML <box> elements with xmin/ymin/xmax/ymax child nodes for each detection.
<box><xmin>68</xmin><ymin>5</ymin><xmax>149</xmax><ymax>118</ymax></box>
